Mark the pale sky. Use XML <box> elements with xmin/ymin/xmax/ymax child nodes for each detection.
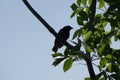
<box><xmin>0</xmin><ymin>0</ymin><xmax>120</xmax><ymax>80</ymax></box>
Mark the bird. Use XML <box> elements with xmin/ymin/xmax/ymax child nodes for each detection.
<box><xmin>52</xmin><ymin>25</ymin><xmax>73</xmax><ymax>52</ymax></box>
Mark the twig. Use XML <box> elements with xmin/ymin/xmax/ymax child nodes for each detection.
<box><xmin>92</xmin><ymin>63</ymin><xmax>99</xmax><ymax>68</ymax></box>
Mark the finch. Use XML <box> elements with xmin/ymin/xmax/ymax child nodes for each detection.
<box><xmin>52</xmin><ymin>26</ymin><xmax>73</xmax><ymax>52</ymax></box>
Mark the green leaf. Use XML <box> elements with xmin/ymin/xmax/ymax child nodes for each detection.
<box><xmin>72</xmin><ymin>29</ymin><xmax>81</xmax><ymax>39</ymax></box>
<box><xmin>70</xmin><ymin>3</ymin><xmax>78</xmax><ymax>11</ymax></box>
<box><xmin>77</xmin><ymin>16</ymin><xmax>83</xmax><ymax>25</ymax></box>
<box><xmin>77</xmin><ymin>0</ymin><xmax>81</xmax><ymax>6</ymax></box>
<box><xmin>81</xmin><ymin>0</ymin><xmax>86</xmax><ymax>5</ymax></box>
<box><xmin>52</xmin><ymin>58</ymin><xmax>65</xmax><ymax>66</ymax></box>
<box><xmin>70</xmin><ymin>44</ymin><xmax>81</xmax><ymax>55</ymax></box>
<box><xmin>99</xmin><ymin>0</ymin><xmax>104</xmax><ymax>9</ymax></box>
<box><xmin>84</xmin><ymin>31</ymin><xmax>92</xmax><ymax>42</ymax></box>
<box><xmin>100</xmin><ymin>58</ymin><xmax>108</xmax><ymax>68</ymax></box>
<box><xmin>52</xmin><ymin>53</ymin><xmax>63</xmax><ymax>58</ymax></box>
<box><xmin>70</xmin><ymin>9</ymin><xmax>79</xmax><ymax>18</ymax></box>
<box><xmin>88</xmin><ymin>0</ymin><xmax>92</xmax><ymax>5</ymax></box>
<box><xmin>107</xmin><ymin>63</ymin><xmax>112</xmax><ymax>72</ymax></box>
<box><xmin>78</xmin><ymin>11</ymin><xmax>88</xmax><ymax>21</ymax></box>
<box><xmin>86</xmin><ymin>46</ymin><xmax>94</xmax><ymax>52</ymax></box>
<box><xmin>85</xmin><ymin>77</ymin><xmax>91</xmax><ymax>80</ymax></box>
<box><xmin>63</xmin><ymin>58</ymin><xmax>73</xmax><ymax>72</ymax></box>
<box><xmin>96</xmin><ymin>72</ymin><xmax>103</xmax><ymax>80</ymax></box>
<box><xmin>106</xmin><ymin>54</ymin><xmax>112</xmax><ymax>59</ymax></box>
<box><xmin>117</xmin><ymin>31</ymin><xmax>120</xmax><ymax>36</ymax></box>
<box><xmin>102</xmin><ymin>21</ymin><xmax>108</xmax><ymax>28</ymax></box>
<box><xmin>98</xmin><ymin>43</ymin><xmax>106</xmax><ymax>56</ymax></box>
<box><xmin>64</xmin><ymin>47</ymin><xmax>71</xmax><ymax>57</ymax></box>
<box><xmin>100</xmin><ymin>77</ymin><xmax>105</xmax><ymax>80</ymax></box>
<box><xmin>85</xmin><ymin>7</ymin><xmax>89</xmax><ymax>14</ymax></box>
<box><xmin>110</xmin><ymin>19</ymin><xmax>119</xmax><ymax>27</ymax></box>
<box><xmin>109</xmin><ymin>63</ymin><xmax>120</xmax><ymax>73</ymax></box>
<box><xmin>94</xmin><ymin>14</ymin><xmax>102</xmax><ymax>25</ymax></box>
<box><xmin>114</xmin><ymin>35</ymin><xmax>118</xmax><ymax>41</ymax></box>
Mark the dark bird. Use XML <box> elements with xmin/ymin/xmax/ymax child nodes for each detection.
<box><xmin>52</xmin><ymin>26</ymin><xmax>73</xmax><ymax>52</ymax></box>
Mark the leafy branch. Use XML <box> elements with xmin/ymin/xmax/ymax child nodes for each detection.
<box><xmin>22</xmin><ymin>0</ymin><xmax>120</xmax><ymax>80</ymax></box>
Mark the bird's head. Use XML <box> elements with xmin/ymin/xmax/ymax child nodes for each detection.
<box><xmin>64</xmin><ymin>25</ymin><xmax>73</xmax><ymax>31</ymax></box>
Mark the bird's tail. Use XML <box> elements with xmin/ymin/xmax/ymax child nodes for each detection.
<box><xmin>52</xmin><ymin>46</ymin><xmax>58</xmax><ymax>52</ymax></box>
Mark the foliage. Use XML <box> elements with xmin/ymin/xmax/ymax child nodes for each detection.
<box><xmin>52</xmin><ymin>0</ymin><xmax>120</xmax><ymax>80</ymax></box>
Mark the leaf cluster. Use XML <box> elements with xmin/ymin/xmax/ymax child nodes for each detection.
<box><xmin>52</xmin><ymin>0</ymin><xmax>120</xmax><ymax>80</ymax></box>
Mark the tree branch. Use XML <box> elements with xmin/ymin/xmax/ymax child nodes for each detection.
<box><xmin>88</xmin><ymin>0</ymin><xmax>96</xmax><ymax>31</ymax></box>
<box><xmin>22</xmin><ymin>0</ymin><xmax>73</xmax><ymax>48</ymax></box>
<box><xmin>85</xmin><ymin>0</ymin><xmax>97</xmax><ymax>80</ymax></box>
<box><xmin>85</xmin><ymin>52</ymin><xmax>96</xmax><ymax>80</ymax></box>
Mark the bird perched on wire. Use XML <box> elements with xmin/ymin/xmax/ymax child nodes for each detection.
<box><xmin>52</xmin><ymin>26</ymin><xmax>73</xmax><ymax>52</ymax></box>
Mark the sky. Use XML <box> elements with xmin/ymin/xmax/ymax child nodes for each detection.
<box><xmin>0</xmin><ymin>0</ymin><xmax>120</xmax><ymax>80</ymax></box>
